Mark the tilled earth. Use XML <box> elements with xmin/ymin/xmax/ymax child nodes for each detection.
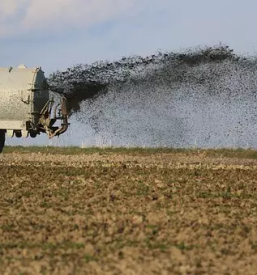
<box><xmin>1</xmin><ymin>149</ymin><xmax>257</xmax><ymax>274</ymax></box>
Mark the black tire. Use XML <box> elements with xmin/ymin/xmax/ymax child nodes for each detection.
<box><xmin>0</xmin><ymin>130</ymin><xmax>5</xmax><ymax>153</ymax></box>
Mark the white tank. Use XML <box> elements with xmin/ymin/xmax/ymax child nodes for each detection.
<box><xmin>0</xmin><ymin>65</ymin><xmax>49</xmax><ymax>131</ymax></box>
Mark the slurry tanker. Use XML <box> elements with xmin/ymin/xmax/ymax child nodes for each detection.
<box><xmin>0</xmin><ymin>65</ymin><xmax>69</xmax><ymax>153</ymax></box>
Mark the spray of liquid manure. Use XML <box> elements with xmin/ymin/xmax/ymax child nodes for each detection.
<box><xmin>46</xmin><ymin>45</ymin><xmax>257</xmax><ymax>148</ymax></box>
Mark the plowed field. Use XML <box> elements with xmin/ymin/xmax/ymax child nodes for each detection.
<box><xmin>1</xmin><ymin>147</ymin><xmax>257</xmax><ymax>275</ymax></box>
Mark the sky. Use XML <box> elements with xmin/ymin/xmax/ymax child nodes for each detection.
<box><xmin>1</xmin><ymin>0</ymin><xmax>257</xmax><ymax>75</ymax></box>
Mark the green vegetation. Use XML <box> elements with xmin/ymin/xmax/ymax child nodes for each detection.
<box><xmin>4</xmin><ymin>145</ymin><xmax>257</xmax><ymax>159</ymax></box>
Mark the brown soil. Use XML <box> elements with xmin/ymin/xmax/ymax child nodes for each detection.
<box><xmin>1</xmin><ymin>149</ymin><xmax>257</xmax><ymax>274</ymax></box>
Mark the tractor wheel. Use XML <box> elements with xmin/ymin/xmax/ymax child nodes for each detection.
<box><xmin>0</xmin><ymin>130</ymin><xmax>5</xmax><ymax>153</ymax></box>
